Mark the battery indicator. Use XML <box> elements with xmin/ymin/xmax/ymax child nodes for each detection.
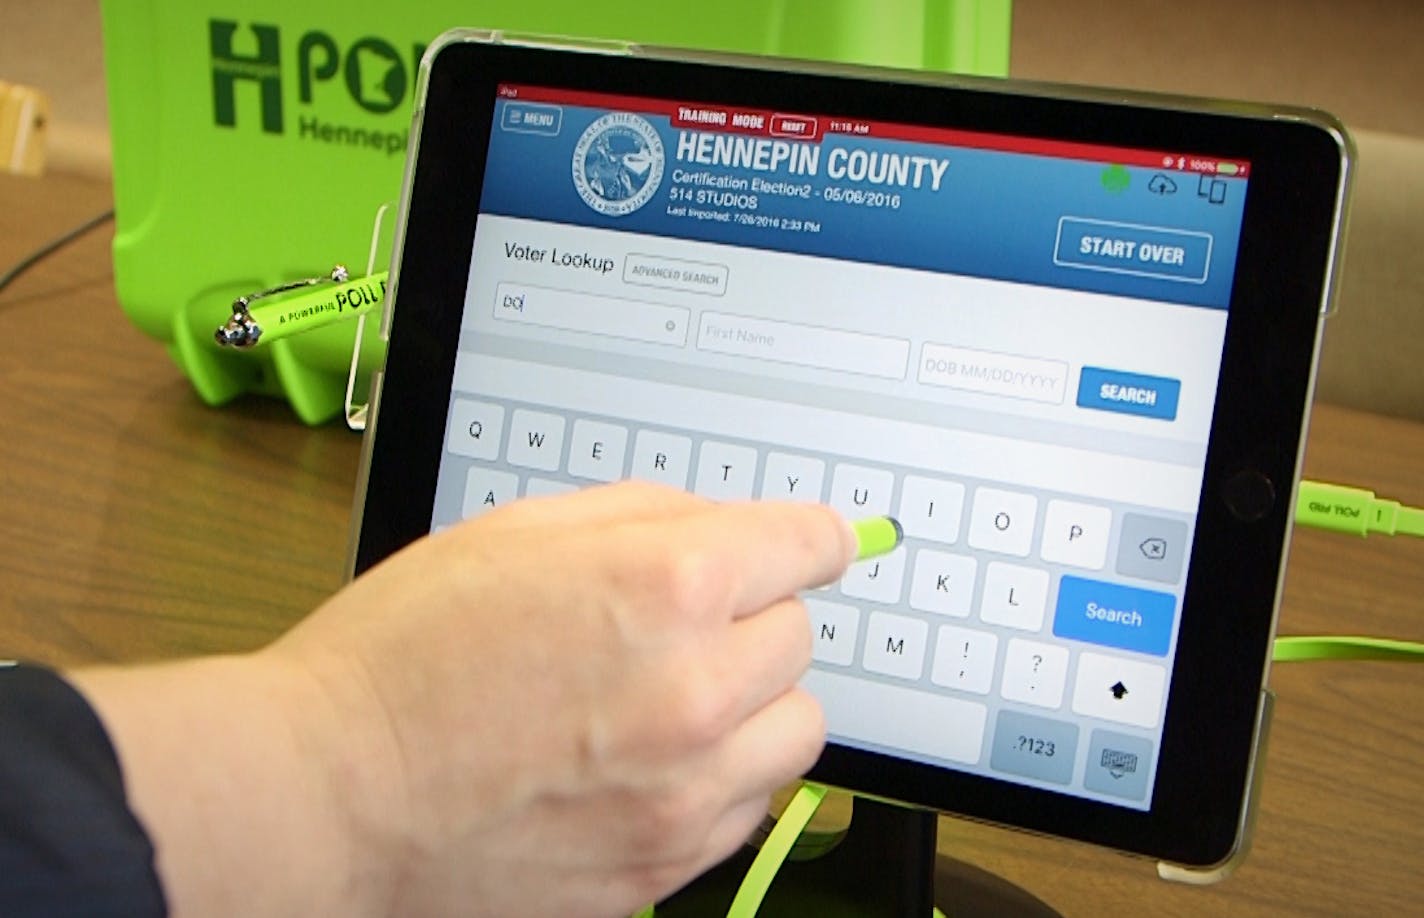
<box><xmin>1217</xmin><ymin>162</ymin><xmax>1241</xmax><ymax>176</ymax></box>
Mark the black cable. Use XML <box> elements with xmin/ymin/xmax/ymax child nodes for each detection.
<box><xmin>0</xmin><ymin>208</ymin><xmax>115</xmax><ymax>299</ymax></box>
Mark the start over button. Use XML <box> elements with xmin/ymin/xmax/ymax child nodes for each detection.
<box><xmin>1054</xmin><ymin>217</ymin><xmax>1212</xmax><ymax>284</ymax></box>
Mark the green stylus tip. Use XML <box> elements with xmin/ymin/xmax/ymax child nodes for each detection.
<box><xmin>852</xmin><ymin>516</ymin><xmax>903</xmax><ymax>561</ymax></box>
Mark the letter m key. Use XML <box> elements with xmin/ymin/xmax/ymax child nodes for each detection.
<box><xmin>210</xmin><ymin>20</ymin><xmax>283</xmax><ymax>134</ymax></box>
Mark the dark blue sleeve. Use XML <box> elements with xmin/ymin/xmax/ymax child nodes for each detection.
<box><xmin>0</xmin><ymin>663</ymin><xmax>166</xmax><ymax>918</ymax></box>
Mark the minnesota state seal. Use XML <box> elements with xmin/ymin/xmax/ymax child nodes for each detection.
<box><xmin>571</xmin><ymin>112</ymin><xmax>665</xmax><ymax>216</ymax></box>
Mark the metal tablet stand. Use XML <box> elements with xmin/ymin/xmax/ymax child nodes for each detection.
<box><xmin>656</xmin><ymin>795</ymin><xmax>1062</xmax><ymax>917</ymax></box>
<box><xmin>657</xmin><ymin>690</ymin><xmax>1279</xmax><ymax>912</ymax></box>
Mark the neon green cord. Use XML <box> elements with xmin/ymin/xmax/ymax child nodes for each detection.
<box><xmin>1296</xmin><ymin>480</ymin><xmax>1424</xmax><ymax>537</ymax></box>
<box><xmin>1274</xmin><ymin>635</ymin><xmax>1424</xmax><ymax>662</ymax></box>
<box><xmin>726</xmin><ymin>782</ymin><xmax>830</xmax><ymax>918</ymax></box>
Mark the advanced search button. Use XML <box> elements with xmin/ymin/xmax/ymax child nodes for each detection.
<box><xmin>1054</xmin><ymin>217</ymin><xmax>1212</xmax><ymax>284</ymax></box>
<box><xmin>501</xmin><ymin>102</ymin><xmax>562</xmax><ymax>136</ymax></box>
<box><xmin>1076</xmin><ymin>367</ymin><xmax>1181</xmax><ymax>421</ymax></box>
<box><xmin>1052</xmin><ymin>576</ymin><xmax>1176</xmax><ymax>657</ymax></box>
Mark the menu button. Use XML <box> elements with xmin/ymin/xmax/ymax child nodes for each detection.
<box><xmin>501</xmin><ymin>102</ymin><xmax>562</xmax><ymax>135</ymax></box>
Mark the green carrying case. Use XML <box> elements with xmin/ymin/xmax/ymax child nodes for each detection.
<box><xmin>100</xmin><ymin>0</ymin><xmax>1011</xmax><ymax>424</ymax></box>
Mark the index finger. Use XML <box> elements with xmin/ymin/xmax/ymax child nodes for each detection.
<box><xmin>629</xmin><ymin>501</ymin><xmax>856</xmax><ymax>621</ymax></box>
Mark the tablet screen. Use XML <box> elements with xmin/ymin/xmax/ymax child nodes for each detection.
<box><xmin>425</xmin><ymin>80</ymin><xmax>1252</xmax><ymax>814</ymax></box>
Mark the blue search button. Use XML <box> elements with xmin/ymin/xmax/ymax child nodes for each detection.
<box><xmin>501</xmin><ymin>102</ymin><xmax>562</xmax><ymax>136</ymax></box>
<box><xmin>1054</xmin><ymin>217</ymin><xmax>1212</xmax><ymax>284</ymax></box>
<box><xmin>1053</xmin><ymin>576</ymin><xmax>1176</xmax><ymax>657</ymax></box>
<box><xmin>1077</xmin><ymin>367</ymin><xmax>1181</xmax><ymax>421</ymax></box>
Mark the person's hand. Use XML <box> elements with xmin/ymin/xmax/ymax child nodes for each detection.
<box><xmin>266</xmin><ymin>481</ymin><xmax>855</xmax><ymax>916</ymax></box>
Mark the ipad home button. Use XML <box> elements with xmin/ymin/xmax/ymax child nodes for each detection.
<box><xmin>1222</xmin><ymin>469</ymin><xmax>1276</xmax><ymax>522</ymax></box>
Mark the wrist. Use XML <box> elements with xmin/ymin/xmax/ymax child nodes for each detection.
<box><xmin>70</xmin><ymin>654</ymin><xmax>401</xmax><ymax>917</ymax></box>
<box><xmin>258</xmin><ymin>642</ymin><xmax>417</xmax><ymax>914</ymax></box>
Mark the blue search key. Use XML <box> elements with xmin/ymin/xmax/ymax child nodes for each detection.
<box><xmin>1077</xmin><ymin>367</ymin><xmax>1181</xmax><ymax>421</ymax></box>
<box><xmin>1052</xmin><ymin>576</ymin><xmax>1176</xmax><ymax>657</ymax></box>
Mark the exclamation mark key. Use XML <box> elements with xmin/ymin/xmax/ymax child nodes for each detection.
<box><xmin>930</xmin><ymin>625</ymin><xmax>997</xmax><ymax>694</ymax></box>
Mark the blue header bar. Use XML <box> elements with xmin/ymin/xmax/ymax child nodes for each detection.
<box><xmin>478</xmin><ymin>96</ymin><xmax>1248</xmax><ymax>309</ymax></box>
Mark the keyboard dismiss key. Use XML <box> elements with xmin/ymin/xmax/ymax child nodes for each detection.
<box><xmin>1051</xmin><ymin>576</ymin><xmax>1176</xmax><ymax>657</ymax></box>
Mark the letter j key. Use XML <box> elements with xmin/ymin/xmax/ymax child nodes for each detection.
<box><xmin>842</xmin><ymin>546</ymin><xmax>907</xmax><ymax>604</ymax></box>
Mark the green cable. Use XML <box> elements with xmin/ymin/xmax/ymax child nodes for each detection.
<box><xmin>632</xmin><ymin>783</ymin><xmax>955</xmax><ymax>918</ymax></box>
<box><xmin>1296</xmin><ymin>480</ymin><xmax>1424</xmax><ymax>538</ymax></box>
<box><xmin>1273</xmin><ymin>635</ymin><xmax>1424</xmax><ymax>662</ymax></box>
<box><xmin>726</xmin><ymin>782</ymin><xmax>831</xmax><ymax>918</ymax></box>
<box><xmin>1283</xmin><ymin>484</ymin><xmax>1424</xmax><ymax>661</ymax></box>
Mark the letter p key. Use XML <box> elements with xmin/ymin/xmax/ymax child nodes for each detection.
<box><xmin>1040</xmin><ymin>500</ymin><xmax>1112</xmax><ymax>570</ymax></box>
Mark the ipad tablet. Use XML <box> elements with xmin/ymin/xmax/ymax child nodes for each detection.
<box><xmin>349</xmin><ymin>31</ymin><xmax>1351</xmax><ymax>876</ymax></box>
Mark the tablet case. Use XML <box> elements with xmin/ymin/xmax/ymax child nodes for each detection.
<box><xmin>99</xmin><ymin>0</ymin><xmax>1011</xmax><ymax>424</ymax></box>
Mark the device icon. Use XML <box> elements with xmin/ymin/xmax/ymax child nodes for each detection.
<box><xmin>1197</xmin><ymin>174</ymin><xmax>1227</xmax><ymax>205</ymax></box>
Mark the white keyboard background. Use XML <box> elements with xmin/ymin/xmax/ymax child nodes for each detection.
<box><xmin>437</xmin><ymin>394</ymin><xmax>1188</xmax><ymax>802</ymax></box>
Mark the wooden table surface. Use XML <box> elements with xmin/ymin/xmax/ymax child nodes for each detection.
<box><xmin>2</xmin><ymin>171</ymin><xmax>1421</xmax><ymax>916</ymax></box>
